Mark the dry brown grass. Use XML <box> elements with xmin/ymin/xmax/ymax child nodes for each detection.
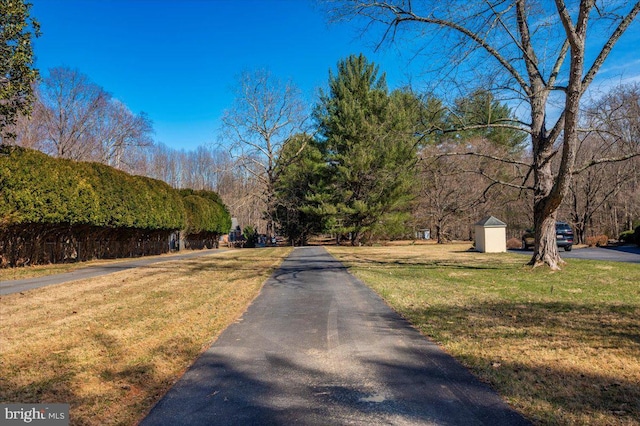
<box><xmin>328</xmin><ymin>243</ymin><xmax>640</xmax><ymax>426</ymax></box>
<box><xmin>0</xmin><ymin>258</ymin><xmax>119</xmax><ymax>281</ymax></box>
<box><xmin>0</xmin><ymin>247</ymin><xmax>292</xmax><ymax>426</ymax></box>
<box><xmin>0</xmin><ymin>250</ymin><xmax>218</xmax><ymax>282</ymax></box>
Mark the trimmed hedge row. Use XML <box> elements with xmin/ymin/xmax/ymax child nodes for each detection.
<box><xmin>180</xmin><ymin>189</ymin><xmax>232</xmax><ymax>250</ymax></box>
<box><xmin>0</xmin><ymin>145</ymin><xmax>231</xmax><ymax>266</ymax></box>
<box><xmin>1</xmin><ymin>145</ymin><xmax>186</xmax><ymax>228</ymax></box>
<box><xmin>180</xmin><ymin>189</ymin><xmax>231</xmax><ymax>235</ymax></box>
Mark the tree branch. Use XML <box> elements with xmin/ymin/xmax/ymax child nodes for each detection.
<box><xmin>441</xmin><ymin>121</ymin><xmax>532</xmax><ymax>135</ymax></box>
<box><xmin>363</xmin><ymin>1</ymin><xmax>532</xmax><ymax>96</ymax></box>
<box><xmin>514</xmin><ymin>0</ymin><xmax>546</xmax><ymax>85</ymax></box>
<box><xmin>434</xmin><ymin>150</ymin><xmax>531</xmax><ymax>167</ymax></box>
<box><xmin>582</xmin><ymin>1</ymin><xmax>640</xmax><ymax>92</ymax></box>
<box><xmin>573</xmin><ymin>152</ymin><xmax>640</xmax><ymax>174</ymax></box>
<box><xmin>457</xmin><ymin>167</ymin><xmax>533</xmax><ymax>190</ymax></box>
<box><xmin>549</xmin><ymin>39</ymin><xmax>570</xmax><ymax>88</ymax></box>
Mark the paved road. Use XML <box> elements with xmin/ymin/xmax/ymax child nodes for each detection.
<box><xmin>512</xmin><ymin>245</ymin><xmax>640</xmax><ymax>263</ymax></box>
<box><xmin>141</xmin><ymin>246</ymin><xmax>530</xmax><ymax>426</ymax></box>
<box><xmin>0</xmin><ymin>249</ymin><xmax>226</xmax><ymax>296</ymax></box>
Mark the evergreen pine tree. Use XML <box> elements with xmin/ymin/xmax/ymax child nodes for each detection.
<box><xmin>314</xmin><ymin>54</ymin><xmax>418</xmax><ymax>244</ymax></box>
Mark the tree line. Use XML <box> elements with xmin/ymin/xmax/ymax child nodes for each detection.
<box><xmin>227</xmin><ymin>54</ymin><xmax>639</xmax><ymax>250</ymax></box>
<box><xmin>4</xmin><ymin>59</ymin><xmax>637</xmax><ymax>254</ymax></box>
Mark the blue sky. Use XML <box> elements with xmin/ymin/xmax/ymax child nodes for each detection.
<box><xmin>31</xmin><ymin>0</ymin><xmax>640</xmax><ymax>152</ymax></box>
<box><xmin>31</xmin><ymin>0</ymin><xmax>407</xmax><ymax>151</ymax></box>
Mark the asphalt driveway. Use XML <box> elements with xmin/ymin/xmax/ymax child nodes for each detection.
<box><xmin>512</xmin><ymin>245</ymin><xmax>640</xmax><ymax>263</ymax></box>
<box><xmin>141</xmin><ymin>246</ymin><xmax>530</xmax><ymax>425</ymax></box>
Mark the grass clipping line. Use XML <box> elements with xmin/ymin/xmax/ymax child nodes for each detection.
<box><xmin>0</xmin><ymin>247</ymin><xmax>292</xmax><ymax>426</ymax></box>
<box><xmin>328</xmin><ymin>244</ymin><xmax>640</xmax><ymax>426</ymax></box>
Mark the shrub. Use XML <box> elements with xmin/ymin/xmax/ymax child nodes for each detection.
<box><xmin>506</xmin><ymin>238</ymin><xmax>521</xmax><ymax>249</ymax></box>
<box><xmin>619</xmin><ymin>230</ymin><xmax>635</xmax><ymax>244</ymax></box>
<box><xmin>635</xmin><ymin>225</ymin><xmax>640</xmax><ymax>246</ymax></box>
<box><xmin>242</xmin><ymin>226</ymin><xmax>259</xmax><ymax>248</ymax></box>
<box><xmin>586</xmin><ymin>235</ymin><xmax>608</xmax><ymax>247</ymax></box>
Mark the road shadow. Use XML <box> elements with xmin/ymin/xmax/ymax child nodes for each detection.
<box><xmin>601</xmin><ymin>245</ymin><xmax>640</xmax><ymax>254</ymax></box>
<box><xmin>140</xmin><ymin>343</ymin><xmax>531</xmax><ymax>426</ymax></box>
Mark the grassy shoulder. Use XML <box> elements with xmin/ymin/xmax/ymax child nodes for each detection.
<box><xmin>0</xmin><ymin>247</ymin><xmax>292</xmax><ymax>426</ymax></box>
<box><xmin>0</xmin><ymin>259</ymin><xmax>117</xmax><ymax>281</ymax></box>
<box><xmin>0</xmin><ymin>250</ymin><xmax>215</xmax><ymax>282</ymax></box>
<box><xmin>327</xmin><ymin>243</ymin><xmax>640</xmax><ymax>426</ymax></box>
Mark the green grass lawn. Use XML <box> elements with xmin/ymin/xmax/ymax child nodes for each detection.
<box><xmin>328</xmin><ymin>243</ymin><xmax>640</xmax><ymax>426</ymax></box>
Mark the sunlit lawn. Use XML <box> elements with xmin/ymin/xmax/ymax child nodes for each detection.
<box><xmin>328</xmin><ymin>243</ymin><xmax>640</xmax><ymax>426</ymax></box>
<box><xmin>0</xmin><ymin>251</ymin><xmax>205</xmax><ymax>282</ymax></box>
<box><xmin>0</xmin><ymin>248</ymin><xmax>292</xmax><ymax>426</ymax></box>
<box><xmin>3</xmin><ymin>242</ymin><xmax>638</xmax><ymax>425</ymax></box>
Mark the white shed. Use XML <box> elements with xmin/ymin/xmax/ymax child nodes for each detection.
<box><xmin>475</xmin><ymin>216</ymin><xmax>507</xmax><ymax>253</ymax></box>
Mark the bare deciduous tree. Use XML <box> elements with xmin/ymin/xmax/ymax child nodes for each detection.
<box><xmin>142</xmin><ymin>142</ymin><xmax>184</xmax><ymax>188</ymax></box>
<box><xmin>416</xmin><ymin>138</ymin><xmax>520</xmax><ymax>243</ymax></box>
<box><xmin>567</xmin><ymin>135</ymin><xmax>634</xmax><ymax>244</ymax></box>
<box><xmin>567</xmin><ymin>83</ymin><xmax>640</xmax><ymax>242</ymax></box>
<box><xmin>37</xmin><ymin>67</ymin><xmax>109</xmax><ymax>160</ymax></box>
<box><xmin>221</xmin><ymin>69</ymin><xmax>308</xmax><ymax>237</ymax></box>
<box><xmin>329</xmin><ymin>0</ymin><xmax>640</xmax><ymax>269</ymax></box>
<box><xmin>3</xmin><ymin>108</ymin><xmax>47</xmax><ymax>151</ymax></box>
<box><xmin>93</xmin><ymin>99</ymin><xmax>153</xmax><ymax>170</ymax></box>
<box><xmin>33</xmin><ymin>67</ymin><xmax>154</xmax><ymax>170</ymax></box>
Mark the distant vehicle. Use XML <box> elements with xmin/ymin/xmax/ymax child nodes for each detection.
<box><xmin>522</xmin><ymin>221</ymin><xmax>574</xmax><ymax>251</ymax></box>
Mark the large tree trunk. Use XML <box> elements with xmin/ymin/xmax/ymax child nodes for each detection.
<box><xmin>527</xmin><ymin>0</ymin><xmax>591</xmax><ymax>269</ymax></box>
<box><xmin>527</xmin><ymin>130</ymin><xmax>572</xmax><ymax>269</ymax></box>
<box><xmin>528</xmin><ymin>169</ymin><xmax>564</xmax><ymax>268</ymax></box>
<box><xmin>526</xmin><ymin>80</ymin><xmax>567</xmax><ymax>269</ymax></box>
<box><xmin>575</xmin><ymin>222</ymin><xmax>586</xmax><ymax>245</ymax></box>
<box><xmin>530</xmin><ymin>203</ymin><xmax>565</xmax><ymax>270</ymax></box>
<box><xmin>526</xmin><ymin>15</ymin><xmax>584</xmax><ymax>270</ymax></box>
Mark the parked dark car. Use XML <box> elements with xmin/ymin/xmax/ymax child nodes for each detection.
<box><xmin>522</xmin><ymin>221</ymin><xmax>574</xmax><ymax>251</ymax></box>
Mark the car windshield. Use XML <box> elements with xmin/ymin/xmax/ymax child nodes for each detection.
<box><xmin>556</xmin><ymin>224</ymin><xmax>572</xmax><ymax>232</ymax></box>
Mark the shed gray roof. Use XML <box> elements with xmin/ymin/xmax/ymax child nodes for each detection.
<box><xmin>475</xmin><ymin>216</ymin><xmax>507</xmax><ymax>227</ymax></box>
